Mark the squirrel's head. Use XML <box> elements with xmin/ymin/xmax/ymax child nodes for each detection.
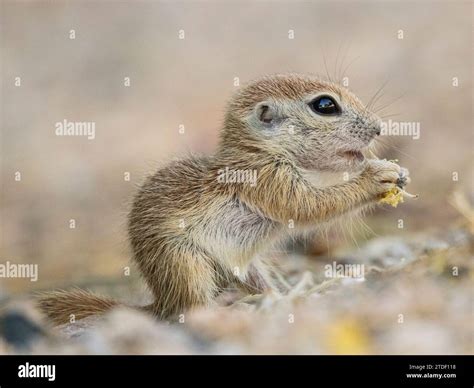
<box><xmin>221</xmin><ymin>73</ymin><xmax>382</xmax><ymax>172</ymax></box>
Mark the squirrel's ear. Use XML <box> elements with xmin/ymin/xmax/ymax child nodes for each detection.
<box><xmin>255</xmin><ymin>102</ymin><xmax>275</xmax><ymax>124</ymax></box>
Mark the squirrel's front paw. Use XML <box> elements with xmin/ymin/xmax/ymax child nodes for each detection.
<box><xmin>361</xmin><ymin>159</ymin><xmax>410</xmax><ymax>199</ymax></box>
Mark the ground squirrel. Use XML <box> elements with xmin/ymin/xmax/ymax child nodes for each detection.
<box><xmin>38</xmin><ymin>73</ymin><xmax>410</xmax><ymax>323</ymax></box>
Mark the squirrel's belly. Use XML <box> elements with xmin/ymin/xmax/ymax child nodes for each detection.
<box><xmin>196</xmin><ymin>197</ymin><xmax>280</xmax><ymax>271</ymax></box>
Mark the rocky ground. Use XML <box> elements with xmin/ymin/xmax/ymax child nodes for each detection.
<box><xmin>1</xmin><ymin>216</ymin><xmax>472</xmax><ymax>355</ymax></box>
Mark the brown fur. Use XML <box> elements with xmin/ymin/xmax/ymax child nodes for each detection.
<box><xmin>36</xmin><ymin>289</ymin><xmax>119</xmax><ymax>325</ymax></box>
<box><xmin>37</xmin><ymin>73</ymin><xmax>409</xmax><ymax>323</ymax></box>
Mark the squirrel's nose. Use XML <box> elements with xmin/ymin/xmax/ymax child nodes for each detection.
<box><xmin>373</xmin><ymin>118</ymin><xmax>383</xmax><ymax>136</ymax></box>
<box><xmin>368</xmin><ymin>125</ymin><xmax>381</xmax><ymax>137</ymax></box>
<box><xmin>371</xmin><ymin>122</ymin><xmax>382</xmax><ymax>136</ymax></box>
<box><xmin>367</xmin><ymin>116</ymin><xmax>382</xmax><ymax>136</ymax></box>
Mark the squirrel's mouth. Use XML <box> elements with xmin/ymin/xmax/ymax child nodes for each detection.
<box><xmin>339</xmin><ymin>150</ymin><xmax>365</xmax><ymax>162</ymax></box>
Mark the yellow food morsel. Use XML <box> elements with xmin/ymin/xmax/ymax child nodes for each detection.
<box><xmin>379</xmin><ymin>187</ymin><xmax>405</xmax><ymax>207</ymax></box>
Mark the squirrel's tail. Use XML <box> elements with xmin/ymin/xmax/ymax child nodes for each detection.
<box><xmin>36</xmin><ymin>288</ymin><xmax>123</xmax><ymax>325</ymax></box>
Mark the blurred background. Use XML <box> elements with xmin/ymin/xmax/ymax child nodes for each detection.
<box><xmin>1</xmin><ymin>1</ymin><xmax>472</xmax><ymax>297</ymax></box>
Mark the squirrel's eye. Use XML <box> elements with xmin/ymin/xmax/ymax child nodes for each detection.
<box><xmin>309</xmin><ymin>96</ymin><xmax>341</xmax><ymax>115</ymax></box>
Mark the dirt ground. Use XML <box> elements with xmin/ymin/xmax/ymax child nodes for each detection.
<box><xmin>1</xmin><ymin>209</ymin><xmax>472</xmax><ymax>355</ymax></box>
